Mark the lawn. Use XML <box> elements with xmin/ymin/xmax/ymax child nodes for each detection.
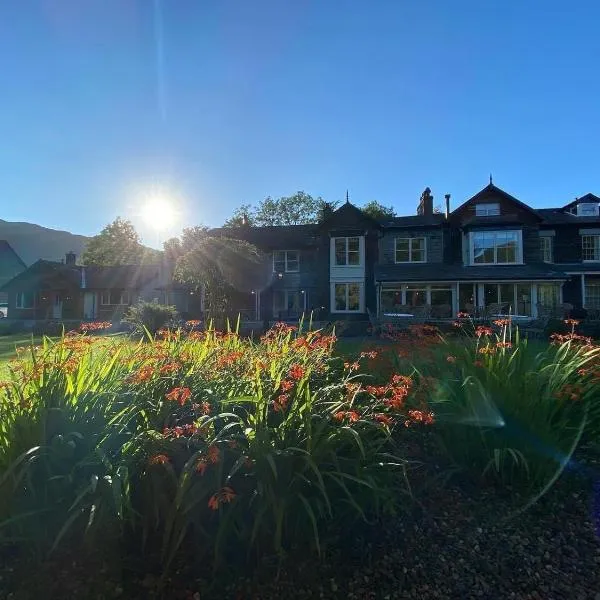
<box><xmin>1</xmin><ymin>322</ymin><xmax>599</xmax><ymax>598</ymax></box>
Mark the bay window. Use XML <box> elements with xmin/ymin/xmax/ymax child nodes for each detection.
<box><xmin>471</xmin><ymin>230</ymin><xmax>521</xmax><ymax>265</ymax></box>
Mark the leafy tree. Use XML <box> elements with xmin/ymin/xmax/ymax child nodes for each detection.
<box><xmin>174</xmin><ymin>236</ymin><xmax>269</xmax><ymax>318</ymax></box>
<box><xmin>163</xmin><ymin>225</ymin><xmax>210</xmax><ymax>260</ymax></box>
<box><xmin>223</xmin><ymin>204</ymin><xmax>255</xmax><ymax>228</ymax></box>
<box><xmin>124</xmin><ymin>301</ymin><xmax>178</xmax><ymax>335</ymax></box>
<box><xmin>82</xmin><ymin>218</ymin><xmax>148</xmax><ymax>266</ymax></box>
<box><xmin>361</xmin><ymin>200</ymin><xmax>397</xmax><ymax>221</ymax></box>
<box><xmin>224</xmin><ymin>192</ymin><xmax>324</xmax><ymax>227</ymax></box>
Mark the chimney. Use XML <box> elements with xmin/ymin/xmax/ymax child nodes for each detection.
<box><xmin>417</xmin><ymin>187</ymin><xmax>433</xmax><ymax>216</ymax></box>
<box><xmin>65</xmin><ymin>251</ymin><xmax>76</xmax><ymax>265</ymax></box>
<box><xmin>444</xmin><ymin>194</ymin><xmax>451</xmax><ymax>219</ymax></box>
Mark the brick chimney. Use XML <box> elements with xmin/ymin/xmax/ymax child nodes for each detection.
<box><xmin>65</xmin><ymin>251</ymin><xmax>77</xmax><ymax>265</ymax></box>
<box><xmin>417</xmin><ymin>187</ymin><xmax>433</xmax><ymax>216</ymax></box>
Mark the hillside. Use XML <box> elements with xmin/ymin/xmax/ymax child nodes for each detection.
<box><xmin>0</xmin><ymin>219</ymin><xmax>89</xmax><ymax>266</ymax></box>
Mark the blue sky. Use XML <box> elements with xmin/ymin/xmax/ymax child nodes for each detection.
<box><xmin>1</xmin><ymin>1</ymin><xmax>599</xmax><ymax>244</ymax></box>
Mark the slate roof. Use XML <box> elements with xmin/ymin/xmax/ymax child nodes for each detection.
<box><xmin>375</xmin><ymin>263</ymin><xmax>568</xmax><ymax>282</ymax></box>
<box><xmin>535</xmin><ymin>208</ymin><xmax>600</xmax><ymax>225</ymax></box>
<box><xmin>210</xmin><ymin>225</ymin><xmax>318</xmax><ymax>249</ymax></box>
<box><xmin>380</xmin><ymin>214</ymin><xmax>447</xmax><ymax>228</ymax></box>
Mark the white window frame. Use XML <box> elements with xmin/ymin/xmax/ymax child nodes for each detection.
<box><xmin>331</xmin><ymin>282</ymin><xmax>363</xmax><ymax>313</ymax></box>
<box><xmin>272</xmin><ymin>250</ymin><xmax>300</xmax><ymax>273</ymax></box>
<box><xmin>394</xmin><ymin>237</ymin><xmax>427</xmax><ymax>263</ymax></box>
<box><xmin>585</xmin><ymin>281</ymin><xmax>600</xmax><ymax>309</ymax></box>
<box><xmin>120</xmin><ymin>291</ymin><xmax>131</xmax><ymax>305</ymax></box>
<box><xmin>475</xmin><ymin>203</ymin><xmax>500</xmax><ymax>217</ymax></box>
<box><xmin>15</xmin><ymin>291</ymin><xmax>35</xmax><ymax>309</ymax></box>
<box><xmin>469</xmin><ymin>230</ymin><xmax>523</xmax><ymax>265</ymax></box>
<box><xmin>101</xmin><ymin>291</ymin><xmax>111</xmax><ymax>305</ymax></box>
<box><xmin>333</xmin><ymin>237</ymin><xmax>361</xmax><ymax>267</ymax></box>
<box><xmin>540</xmin><ymin>236</ymin><xmax>553</xmax><ymax>263</ymax></box>
<box><xmin>582</xmin><ymin>235</ymin><xmax>600</xmax><ymax>262</ymax></box>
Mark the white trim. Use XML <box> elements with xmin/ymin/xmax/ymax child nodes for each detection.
<box><xmin>15</xmin><ymin>291</ymin><xmax>35</xmax><ymax>309</ymax></box>
<box><xmin>331</xmin><ymin>281</ymin><xmax>364</xmax><ymax>313</ymax></box>
<box><xmin>394</xmin><ymin>236</ymin><xmax>427</xmax><ymax>263</ymax></box>
<box><xmin>468</xmin><ymin>230</ymin><xmax>523</xmax><ymax>265</ymax></box>
<box><xmin>331</xmin><ymin>236</ymin><xmax>363</xmax><ymax>267</ymax></box>
<box><xmin>581</xmin><ymin>274</ymin><xmax>586</xmax><ymax>308</ymax></box>
<box><xmin>540</xmin><ymin>236</ymin><xmax>553</xmax><ymax>263</ymax></box>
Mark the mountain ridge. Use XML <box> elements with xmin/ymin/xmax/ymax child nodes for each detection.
<box><xmin>0</xmin><ymin>219</ymin><xmax>89</xmax><ymax>266</ymax></box>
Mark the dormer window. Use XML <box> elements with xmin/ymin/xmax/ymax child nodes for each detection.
<box><xmin>576</xmin><ymin>203</ymin><xmax>599</xmax><ymax>217</ymax></box>
<box><xmin>475</xmin><ymin>203</ymin><xmax>500</xmax><ymax>217</ymax></box>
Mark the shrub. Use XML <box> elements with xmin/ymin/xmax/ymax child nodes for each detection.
<box><xmin>124</xmin><ymin>301</ymin><xmax>178</xmax><ymax>335</ymax></box>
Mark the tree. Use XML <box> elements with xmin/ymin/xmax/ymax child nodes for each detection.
<box><xmin>223</xmin><ymin>204</ymin><xmax>255</xmax><ymax>228</ymax></box>
<box><xmin>361</xmin><ymin>200</ymin><xmax>397</xmax><ymax>221</ymax></box>
<box><xmin>82</xmin><ymin>218</ymin><xmax>148</xmax><ymax>266</ymax></box>
<box><xmin>163</xmin><ymin>225</ymin><xmax>210</xmax><ymax>260</ymax></box>
<box><xmin>174</xmin><ymin>236</ymin><xmax>269</xmax><ymax>317</ymax></box>
<box><xmin>224</xmin><ymin>192</ymin><xmax>324</xmax><ymax>227</ymax></box>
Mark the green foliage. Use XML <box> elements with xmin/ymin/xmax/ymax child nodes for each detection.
<box><xmin>419</xmin><ymin>323</ymin><xmax>600</xmax><ymax>494</ymax></box>
<box><xmin>173</xmin><ymin>236</ymin><xmax>268</xmax><ymax>317</ymax></box>
<box><xmin>124</xmin><ymin>301</ymin><xmax>178</xmax><ymax>335</ymax></box>
<box><xmin>224</xmin><ymin>192</ymin><xmax>326</xmax><ymax>227</ymax></box>
<box><xmin>0</xmin><ymin>324</ymin><xmax>408</xmax><ymax>572</ymax></box>
<box><xmin>361</xmin><ymin>200</ymin><xmax>397</xmax><ymax>220</ymax></box>
<box><xmin>82</xmin><ymin>218</ymin><xmax>158</xmax><ymax>266</ymax></box>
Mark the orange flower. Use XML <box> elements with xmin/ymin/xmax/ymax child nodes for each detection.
<box><xmin>473</xmin><ymin>360</ymin><xmax>484</xmax><ymax>368</ymax></box>
<box><xmin>456</xmin><ymin>312</ymin><xmax>470</xmax><ymax>318</ymax></box>
<box><xmin>280</xmin><ymin>379</ymin><xmax>294</xmax><ymax>392</ymax></box>
<box><xmin>496</xmin><ymin>341</ymin><xmax>512</xmax><ymax>349</ymax></box>
<box><xmin>446</xmin><ymin>355</ymin><xmax>457</xmax><ymax>363</ymax></box>
<box><xmin>208</xmin><ymin>486</ymin><xmax>236</xmax><ymax>510</ymax></box>
<box><xmin>564</xmin><ymin>319</ymin><xmax>580</xmax><ymax>327</ymax></box>
<box><xmin>493</xmin><ymin>319</ymin><xmax>511</xmax><ymax>327</ymax></box>
<box><xmin>149</xmin><ymin>454</ymin><xmax>169</xmax><ymax>466</ymax></box>
<box><xmin>160</xmin><ymin>362</ymin><xmax>180</xmax><ymax>375</ymax></box>
<box><xmin>288</xmin><ymin>364</ymin><xmax>305</xmax><ymax>380</ymax></box>
<box><xmin>475</xmin><ymin>326</ymin><xmax>493</xmax><ymax>337</ymax></box>
<box><xmin>346</xmin><ymin>411</ymin><xmax>360</xmax><ymax>423</ymax></box>
<box><xmin>273</xmin><ymin>394</ymin><xmax>289</xmax><ymax>412</ymax></box>
<box><xmin>360</xmin><ymin>350</ymin><xmax>378</xmax><ymax>359</ymax></box>
<box><xmin>165</xmin><ymin>386</ymin><xmax>192</xmax><ymax>406</ymax></box>
<box><xmin>196</xmin><ymin>459</ymin><xmax>208</xmax><ymax>475</ymax></box>
<box><xmin>344</xmin><ymin>361</ymin><xmax>360</xmax><ymax>372</ymax></box>
<box><xmin>452</xmin><ymin>321</ymin><xmax>463</xmax><ymax>328</ymax></box>
<box><xmin>406</xmin><ymin>410</ymin><xmax>435</xmax><ymax>426</ymax></box>
<box><xmin>478</xmin><ymin>346</ymin><xmax>496</xmax><ymax>355</ymax></box>
<box><xmin>207</xmin><ymin>445</ymin><xmax>220</xmax><ymax>464</ymax></box>
<box><xmin>129</xmin><ymin>365</ymin><xmax>154</xmax><ymax>384</ymax></box>
<box><xmin>333</xmin><ymin>411</ymin><xmax>346</xmax><ymax>421</ymax></box>
<box><xmin>374</xmin><ymin>413</ymin><xmax>394</xmax><ymax>427</ymax></box>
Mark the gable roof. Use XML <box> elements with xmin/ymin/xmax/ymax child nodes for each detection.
<box><xmin>317</xmin><ymin>201</ymin><xmax>382</xmax><ymax>231</ymax></box>
<box><xmin>451</xmin><ymin>183</ymin><xmax>542</xmax><ymax>220</ymax></box>
<box><xmin>562</xmin><ymin>193</ymin><xmax>600</xmax><ymax>211</ymax></box>
<box><xmin>0</xmin><ymin>240</ymin><xmax>27</xmax><ymax>269</ymax></box>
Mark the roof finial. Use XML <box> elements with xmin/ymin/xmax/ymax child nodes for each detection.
<box><xmin>489</xmin><ymin>173</ymin><xmax>493</xmax><ymax>185</ymax></box>
<box><xmin>345</xmin><ymin>189</ymin><xmax>349</xmax><ymax>204</ymax></box>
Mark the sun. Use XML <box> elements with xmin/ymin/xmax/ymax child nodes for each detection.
<box><xmin>141</xmin><ymin>195</ymin><xmax>178</xmax><ymax>230</ymax></box>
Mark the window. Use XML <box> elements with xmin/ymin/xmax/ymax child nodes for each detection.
<box><xmin>481</xmin><ymin>283</ymin><xmax>532</xmax><ymax>316</ymax></box>
<box><xmin>16</xmin><ymin>291</ymin><xmax>34</xmax><ymax>309</ymax></box>
<box><xmin>334</xmin><ymin>237</ymin><xmax>360</xmax><ymax>266</ymax></box>
<box><xmin>101</xmin><ymin>290</ymin><xmax>130</xmax><ymax>305</ymax></box>
<box><xmin>405</xmin><ymin>285</ymin><xmax>426</xmax><ymax>306</ymax></box>
<box><xmin>540</xmin><ymin>237</ymin><xmax>553</xmax><ymax>263</ymax></box>
<box><xmin>475</xmin><ymin>203</ymin><xmax>500</xmax><ymax>216</ymax></box>
<box><xmin>577</xmin><ymin>203</ymin><xmax>599</xmax><ymax>217</ymax></box>
<box><xmin>471</xmin><ymin>230</ymin><xmax>521</xmax><ymax>264</ymax></box>
<box><xmin>273</xmin><ymin>289</ymin><xmax>303</xmax><ymax>317</ymax></box>
<box><xmin>585</xmin><ymin>281</ymin><xmax>600</xmax><ymax>308</ymax></box>
<box><xmin>395</xmin><ymin>237</ymin><xmax>426</xmax><ymax>263</ymax></box>
<box><xmin>333</xmin><ymin>282</ymin><xmax>361</xmax><ymax>312</ymax></box>
<box><xmin>538</xmin><ymin>284</ymin><xmax>560</xmax><ymax>308</ymax></box>
<box><xmin>582</xmin><ymin>235</ymin><xmax>600</xmax><ymax>261</ymax></box>
<box><xmin>273</xmin><ymin>250</ymin><xmax>299</xmax><ymax>273</ymax></box>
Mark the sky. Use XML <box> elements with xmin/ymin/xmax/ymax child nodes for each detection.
<box><xmin>1</xmin><ymin>0</ymin><xmax>599</xmax><ymax>245</ymax></box>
